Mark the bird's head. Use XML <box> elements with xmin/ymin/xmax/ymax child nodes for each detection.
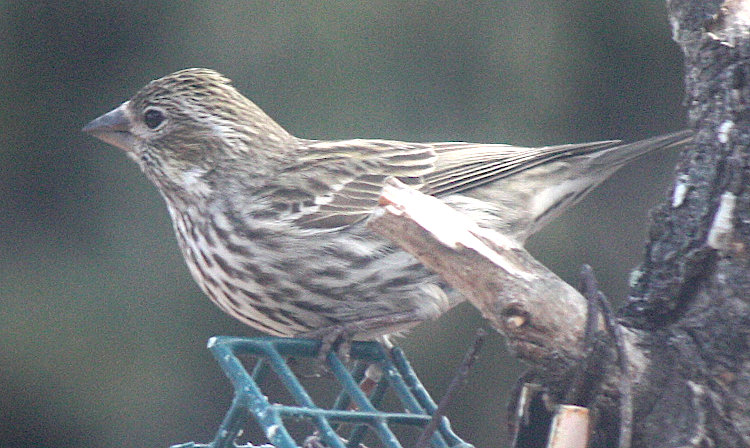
<box><xmin>83</xmin><ymin>68</ymin><xmax>295</xmax><ymax>199</ymax></box>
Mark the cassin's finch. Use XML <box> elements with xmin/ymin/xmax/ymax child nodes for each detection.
<box><xmin>83</xmin><ymin>68</ymin><xmax>689</xmax><ymax>342</ymax></box>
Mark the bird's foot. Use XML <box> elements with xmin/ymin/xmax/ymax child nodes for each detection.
<box><xmin>300</xmin><ymin>311</ymin><xmax>419</xmax><ymax>369</ymax></box>
<box><xmin>299</xmin><ymin>324</ymin><xmax>358</xmax><ymax>372</ymax></box>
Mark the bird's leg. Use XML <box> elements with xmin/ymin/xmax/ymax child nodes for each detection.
<box><xmin>299</xmin><ymin>310</ymin><xmax>424</xmax><ymax>366</ymax></box>
<box><xmin>318</xmin><ymin>324</ymin><xmax>354</xmax><ymax>366</ymax></box>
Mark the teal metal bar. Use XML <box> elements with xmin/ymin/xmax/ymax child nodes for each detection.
<box><xmin>172</xmin><ymin>336</ymin><xmax>472</xmax><ymax>448</ymax></box>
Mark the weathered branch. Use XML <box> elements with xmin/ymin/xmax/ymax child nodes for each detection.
<box><xmin>370</xmin><ymin>178</ymin><xmax>606</xmax><ymax>375</ymax></box>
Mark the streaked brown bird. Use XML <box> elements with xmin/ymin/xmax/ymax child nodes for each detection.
<box><xmin>83</xmin><ymin>68</ymin><xmax>689</xmax><ymax>344</ymax></box>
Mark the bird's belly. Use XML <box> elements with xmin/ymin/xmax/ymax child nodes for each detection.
<box><xmin>169</xmin><ymin>209</ymin><xmax>458</xmax><ymax>338</ymax></box>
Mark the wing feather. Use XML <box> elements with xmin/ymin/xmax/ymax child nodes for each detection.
<box><xmin>424</xmin><ymin>141</ymin><xmax>620</xmax><ymax>195</ymax></box>
<box><xmin>273</xmin><ymin>138</ymin><xmax>622</xmax><ymax>230</ymax></box>
<box><xmin>285</xmin><ymin>140</ymin><xmax>436</xmax><ymax>229</ymax></box>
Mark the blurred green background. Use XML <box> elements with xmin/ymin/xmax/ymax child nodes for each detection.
<box><xmin>1</xmin><ymin>2</ymin><xmax>685</xmax><ymax>447</ymax></box>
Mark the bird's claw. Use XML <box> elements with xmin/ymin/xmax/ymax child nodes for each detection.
<box><xmin>316</xmin><ymin>325</ymin><xmax>354</xmax><ymax>367</ymax></box>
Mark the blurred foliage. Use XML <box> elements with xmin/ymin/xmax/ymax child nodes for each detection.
<box><xmin>0</xmin><ymin>2</ymin><xmax>684</xmax><ymax>447</ymax></box>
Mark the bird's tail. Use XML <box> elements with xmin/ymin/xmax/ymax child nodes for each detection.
<box><xmin>588</xmin><ymin>129</ymin><xmax>692</xmax><ymax>169</ymax></box>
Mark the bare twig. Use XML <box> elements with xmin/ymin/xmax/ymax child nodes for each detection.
<box><xmin>415</xmin><ymin>328</ymin><xmax>486</xmax><ymax>448</ymax></box>
<box><xmin>563</xmin><ymin>267</ymin><xmax>603</xmax><ymax>406</ymax></box>
<box><xmin>580</xmin><ymin>265</ymin><xmax>632</xmax><ymax>448</ymax></box>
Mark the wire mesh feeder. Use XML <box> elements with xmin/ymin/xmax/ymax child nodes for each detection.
<box><xmin>171</xmin><ymin>336</ymin><xmax>473</xmax><ymax>448</ymax></box>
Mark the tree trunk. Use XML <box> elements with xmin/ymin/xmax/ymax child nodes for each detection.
<box><xmin>622</xmin><ymin>0</ymin><xmax>750</xmax><ymax>446</ymax></box>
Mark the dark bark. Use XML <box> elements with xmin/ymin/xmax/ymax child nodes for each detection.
<box><xmin>620</xmin><ymin>1</ymin><xmax>750</xmax><ymax>446</ymax></box>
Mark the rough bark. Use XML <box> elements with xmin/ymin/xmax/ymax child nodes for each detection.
<box><xmin>369</xmin><ymin>1</ymin><xmax>750</xmax><ymax>446</ymax></box>
<box><xmin>622</xmin><ymin>1</ymin><xmax>750</xmax><ymax>446</ymax></box>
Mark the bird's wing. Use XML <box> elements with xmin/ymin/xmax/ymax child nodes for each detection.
<box><xmin>275</xmin><ymin>139</ymin><xmax>437</xmax><ymax>230</ymax></box>
<box><xmin>423</xmin><ymin>140</ymin><xmax>621</xmax><ymax>196</ymax></box>
<box><xmin>272</xmin><ymin>138</ymin><xmax>622</xmax><ymax>230</ymax></box>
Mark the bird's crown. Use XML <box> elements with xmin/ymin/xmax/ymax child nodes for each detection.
<box><xmin>130</xmin><ymin>68</ymin><xmax>244</xmax><ymax>111</ymax></box>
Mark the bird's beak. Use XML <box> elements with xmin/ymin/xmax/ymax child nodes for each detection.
<box><xmin>82</xmin><ymin>101</ymin><xmax>135</xmax><ymax>152</ymax></box>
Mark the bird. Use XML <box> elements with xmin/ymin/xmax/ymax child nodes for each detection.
<box><xmin>83</xmin><ymin>68</ymin><xmax>690</xmax><ymax>346</ymax></box>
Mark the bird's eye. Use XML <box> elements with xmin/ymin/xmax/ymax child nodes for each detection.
<box><xmin>144</xmin><ymin>108</ymin><xmax>166</xmax><ymax>129</ymax></box>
